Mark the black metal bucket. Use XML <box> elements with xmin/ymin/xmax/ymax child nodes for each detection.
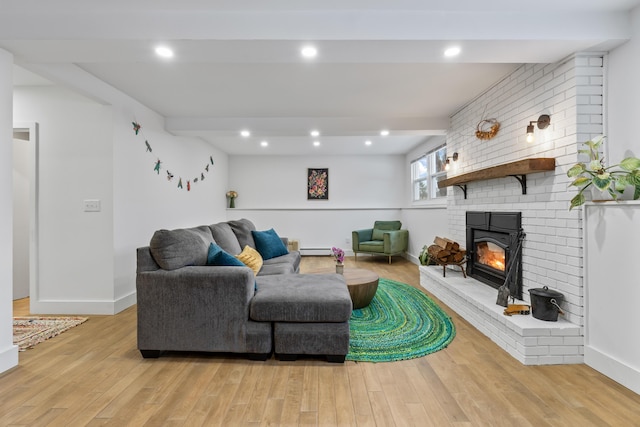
<box><xmin>528</xmin><ymin>286</ymin><xmax>564</xmax><ymax>321</ymax></box>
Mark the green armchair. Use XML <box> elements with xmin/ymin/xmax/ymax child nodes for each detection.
<box><xmin>352</xmin><ymin>221</ymin><xmax>408</xmax><ymax>264</ymax></box>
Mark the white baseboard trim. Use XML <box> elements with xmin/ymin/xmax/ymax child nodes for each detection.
<box><xmin>300</xmin><ymin>248</ymin><xmax>356</xmax><ymax>257</ymax></box>
<box><xmin>0</xmin><ymin>345</ymin><xmax>19</xmax><ymax>374</ymax></box>
<box><xmin>405</xmin><ymin>252</ymin><xmax>419</xmax><ymax>265</ymax></box>
<box><xmin>114</xmin><ymin>291</ymin><xmax>136</xmax><ymax>314</ymax></box>
<box><xmin>30</xmin><ymin>293</ymin><xmax>136</xmax><ymax>315</ymax></box>
<box><xmin>585</xmin><ymin>346</ymin><xmax>640</xmax><ymax>395</ymax></box>
<box><xmin>300</xmin><ymin>248</ymin><xmax>332</xmax><ymax>256</ymax></box>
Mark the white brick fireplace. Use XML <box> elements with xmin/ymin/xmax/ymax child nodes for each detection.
<box><xmin>420</xmin><ymin>54</ymin><xmax>604</xmax><ymax>365</ymax></box>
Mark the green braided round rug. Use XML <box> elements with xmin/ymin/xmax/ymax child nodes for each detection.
<box><xmin>346</xmin><ymin>278</ymin><xmax>455</xmax><ymax>362</ymax></box>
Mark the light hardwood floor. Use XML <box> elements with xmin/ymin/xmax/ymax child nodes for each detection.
<box><xmin>3</xmin><ymin>256</ymin><xmax>640</xmax><ymax>426</ymax></box>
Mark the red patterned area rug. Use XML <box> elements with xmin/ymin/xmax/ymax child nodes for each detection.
<box><xmin>13</xmin><ymin>316</ymin><xmax>88</xmax><ymax>351</ymax></box>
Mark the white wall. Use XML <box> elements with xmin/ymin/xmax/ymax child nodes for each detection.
<box><xmin>400</xmin><ymin>207</ymin><xmax>448</xmax><ymax>262</ymax></box>
<box><xmin>0</xmin><ymin>48</ymin><xmax>18</xmax><ymax>374</ymax></box>
<box><xmin>13</xmin><ymin>79</ymin><xmax>230</xmax><ymax>314</ymax></box>
<box><xmin>586</xmin><ymin>4</ymin><xmax>640</xmax><ymax>394</ymax></box>
<box><xmin>227</xmin><ymin>151</ymin><xmax>449</xmax><ymax>261</ymax></box>
<box><xmin>13</xmin><ymin>86</ymin><xmax>115</xmax><ymax>314</ymax></box>
<box><xmin>584</xmin><ymin>202</ymin><xmax>640</xmax><ymax>395</ymax></box>
<box><xmin>230</xmin><ymin>209</ymin><xmax>402</xmax><ymax>254</ymax></box>
<box><xmin>401</xmin><ymin>136</ymin><xmax>449</xmax><ymax>262</ymax></box>
<box><xmin>228</xmin><ymin>154</ymin><xmax>408</xmax><ymax>256</ymax></box>
<box><xmin>228</xmin><ymin>154</ymin><xmax>405</xmax><ymax>209</ymax></box>
<box><xmin>608</xmin><ymin>5</ymin><xmax>640</xmax><ymax>162</ymax></box>
<box><xmin>113</xmin><ymin>107</ymin><xmax>228</xmax><ymax>308</ymax></box>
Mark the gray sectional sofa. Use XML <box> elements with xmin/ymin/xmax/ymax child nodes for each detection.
<box><xmin>136</xmin><ymin>218</ymin><xmax>352</xmax><ymax>362</ymax></box>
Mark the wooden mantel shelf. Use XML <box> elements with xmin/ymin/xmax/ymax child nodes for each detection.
<box><xmin>438</xmin><ymin>158</ymin><xmax>556</xmax><ymax>199</ymax></box>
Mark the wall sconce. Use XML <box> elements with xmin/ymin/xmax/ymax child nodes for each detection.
<box><xmin>526</xmin><ymin>114</ymin><xmax>551</xmax><ymax>143</ymax></box>
<box><xmin>445</xmin><ymin>152</ymin><xmax>459</xmax><ymax>171</ymax></box>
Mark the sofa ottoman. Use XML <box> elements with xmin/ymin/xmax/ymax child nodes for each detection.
<box><xmin>251</xmin><ymin>274</ymin><xmax>352</xmax><ymax>362</ymax></box>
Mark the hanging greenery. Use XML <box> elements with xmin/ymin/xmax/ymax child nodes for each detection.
<box><xmin>132</xmin><ymin>121</ymin><xmax>214</xmax><ymax>191</ymax></box>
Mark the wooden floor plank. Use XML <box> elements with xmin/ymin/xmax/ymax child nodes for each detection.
<box><xmin>414</xmin><ymin>357</ymin><xmax>471</xmax><ymax>424</ymax></box>
<box><xmin>202</xmin><ymin>382</ymin><xmax>242</xmax><ymax>427</ymax></box>
<box><xmin>245</xmin><ymin>362</ymin><xmax>277</xmax><ymax>423</ymax></box>
<box><xmin>368</xmin><ymin>390</ymin><xmax>397</xmax><ymax>427</ymax></box>
<box><xmin>317</xmin><ymin>365</ymin><xmax>338</xmax><ymax>426</ymax></box>
<box><xmin>279</xmin><ymin>364</ymin><xmax>305</xmax><ymax>425</ymax></box>
<box><xmin>3</xmin><ymin>256</ymin><xmax>639</xmax><ymax>426</ymax></box>
<box><xmin>346</xmin><ymin>363</ymin><xmax>374</xmax><ymax>420</ymax></box>
<box><xmin>333</xmin><ymin>364</ymin><xmax>357</xmax><ymax>426</ymax></box>
<box><xmin>404</xmin><ymin>402</ymin><xmax>432</xmax><ymax>427</ymax></box>
<box><xmin>182</xmin><ymin>393</ymin><xmax>217</xmax><ymax>427</ymax></box>
<box><xmin>300</xmin><ymin>363</ymin><xmax>319</xmax><ymax>413</ymax></box>
<box><xmin>259</xmin><ymin>398</ymin><xmax>284</xmax><ymax>427</ymax></box>
<box><xmin>141</xmin><ymin>361</ymin><xmax>221</xmax><ymax>425</ymax></box>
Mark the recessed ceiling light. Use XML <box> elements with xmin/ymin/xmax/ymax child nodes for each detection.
<box><xmin>380</xmin><ymin>129</ymin><xmax>389</xmax><ymax>136</ymax></box>
<box><xmin>310</xmin><ymin>130</ymin><xmax>320</xmax><ymax>137</ymax></box>
<box><xmin>365</xmin><ymin>140</ymin><xmax>372</xmax><ymax>146</ymax></box>
<box><xmin>313</xmin><ymin>141</ymin><xmax>320</xmax><ymax>147</ymax></box>
<box><xmin>155</xmin><ymin>46</ymin><xmax>174</xmax><ymax>58</ymax></box>
<box><xmin>240</xmin><ymin>130</ymin><xmax>251</xmax><ymax>138</ymax></box>
<box><xmin>444</xmin><ymin>46</ymin><xmax>461</xmax><ymax>57</ymax></box>
<box><xmin>301</xmin><ymin>46</ymin><xmax>318</xmax><ymax>59</ymax></box>
<box><xmin>260</xmin><ymin>141</ymin><xmax>268</xmax><ymax>147</ymax></box>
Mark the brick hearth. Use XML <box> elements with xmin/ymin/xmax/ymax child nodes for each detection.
<box><xmin>420</xmin><ymin>265</ymin><xmax>583</xmax><ymax>365</ymax></box>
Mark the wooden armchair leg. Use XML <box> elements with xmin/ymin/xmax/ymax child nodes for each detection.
<box><xmin>388</xmin><ymin>255</ymin><xmax>392</xmax><ymax>264</ymax></box>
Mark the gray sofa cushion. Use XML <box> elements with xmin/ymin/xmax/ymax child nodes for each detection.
<box><xmin>274</xmin><ymin>322</ymin><xmax>350</xmax><ymax>356</ymax></box>
<box><xmin>228</xmin><ymin>218</ymin><xmax>256</xmax><ymax>249</ymax></box>
<box><xmin>259</xmin><ymin>263</ymin><xmax>296</xmax><ymax>276</ymax></box>
<box><xmin>210</xmin><ymin>222</ymin><xmax>243</xmax><ymax>255</ymax></box>
<box><xmin>251</xmin><ymin>274</ymin><xmax>352</xmax><ymax>323</ymax></box>
<box><xmin>262</xmin><ymin>251</ymin><xmax>301</xmax><ymax>273</ymax></box>
<box><xmin>149</xmin><ymin>225</ymin><xmax>214</xmax><ymax>270</ymax></box>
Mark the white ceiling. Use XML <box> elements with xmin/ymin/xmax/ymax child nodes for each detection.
<box><xmin>3</xmin><ymin>0</ymin><xmax>640</xmax><ymax>155</ymax></box>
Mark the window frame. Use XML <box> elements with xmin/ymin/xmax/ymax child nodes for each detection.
<box><xmin>410</xmin><ymin>144</ymin><xmax>448</xmax><ymax>205</ymax></box>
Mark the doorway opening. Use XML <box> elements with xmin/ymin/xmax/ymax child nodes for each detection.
<box><xmin>12</xmin><ymin>122</ymin><xmax>38</xmax><ymax>308</ymax></box>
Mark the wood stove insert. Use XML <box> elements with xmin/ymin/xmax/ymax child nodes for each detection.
<box><xmin>466</xmin><ymin>211</ymin><xmax>524</xmax><ymax>299</ymax></box>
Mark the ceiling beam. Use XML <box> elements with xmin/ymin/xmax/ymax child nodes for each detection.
<box><xmin>0</xmin><ymin>10</ymin><xmax>632</xmax><ymax>43</ymax></box>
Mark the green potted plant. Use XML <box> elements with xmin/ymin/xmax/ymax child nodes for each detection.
<box><xmin>567</xmin><ymin>136</ymin><xmax>640</xmax><ymax>210</ymax></box>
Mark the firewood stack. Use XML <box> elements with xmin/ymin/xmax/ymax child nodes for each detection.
<box><xmin>427</xmin><ymin>237</ymin><xmax>467</xmax><ymax>265</ymax></box>
<box><xmin>426</xmin><ymin>237</ymin><xmax>467</xmax><ymax>278</ymax></box>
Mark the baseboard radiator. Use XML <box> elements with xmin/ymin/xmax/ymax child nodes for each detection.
<box><xmin>299</xmin><ymin>247</ymin><xmax>332</xmax><ymax>256</ymax></box>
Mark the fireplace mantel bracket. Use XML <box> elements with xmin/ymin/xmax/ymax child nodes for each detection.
<box><xmin>509</xmin><ymin>175</ymin><xmax>527</xmax><ymax>195</ymax></box>
<box><xmin>455</xmin><ymin>184</ymin><xmax>468</xmax><ymax>199</ymax></box>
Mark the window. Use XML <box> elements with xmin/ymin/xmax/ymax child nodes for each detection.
<box><xmin>411</xmin><ymin>146</ymin><xmax>448</xmax><ymax>202</ymax></box>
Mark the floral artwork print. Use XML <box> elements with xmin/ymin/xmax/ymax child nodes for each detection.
<box><xmin>308</xmin><ymin>168</ymin><xmax>329</xmax><ymax>200</ymax></box>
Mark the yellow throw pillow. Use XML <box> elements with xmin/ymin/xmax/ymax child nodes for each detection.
<box><xmin>236</xmin><ymin>245</ymin><xmax>263</xmax><ymax>276</ymax></box>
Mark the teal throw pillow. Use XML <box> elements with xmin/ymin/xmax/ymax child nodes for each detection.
<box><xmin>207</xmin><ymin>243</ymin><xmax>245</xmax><ymax>267</ymax></box>
<box><xmin>251</xmin><ymin>228</ymin><xmax>289</xmax><ymax>260</ymax></box>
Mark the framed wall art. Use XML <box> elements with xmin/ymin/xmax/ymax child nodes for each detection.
<box><xmin>307</xmin><ymin>168</ymin><xmax>329</xmax><ymax>200</ymax></box>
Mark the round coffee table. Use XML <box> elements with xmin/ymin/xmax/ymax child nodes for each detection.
<box><xmin>344</xmin><ymin>268</ymin><xmax>379</xmax><ymax>309</ymax></box>
<box><xmin>310</xmin><ymin>267</ymin><xmax>379</xmax><ymax>309</ymax></box>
